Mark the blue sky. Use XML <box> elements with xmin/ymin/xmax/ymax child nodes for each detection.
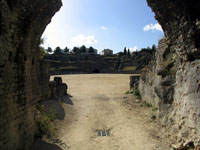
<box><xmin>42</xmin><ymin>0</ymin><xmax>164</xmax><ymax>54</ymax></box>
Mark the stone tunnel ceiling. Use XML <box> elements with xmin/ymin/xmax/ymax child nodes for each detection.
<box><xmin>0</xmin><ymin>0</ymin><xmax>200</xmax><ymax>149</ymax></box>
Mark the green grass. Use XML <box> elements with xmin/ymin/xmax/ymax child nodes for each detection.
<box><xmin>143</xmin><ymin>102</ymin><xmax>152</xmax><ymax>107</ymax></box>
<box><xmin>140</xmin><ymin>101</ymin><xmax>153</xmax><ymax>108</ymax></box>
<box><xmin>122</xmin><ymin>66</ymin><xmax>137</xmax><ymax>71</ymax></box>
<box><xmin>59</xmin><ymin>66</ymin><xmax>78</xmax><ymax>70</ymax></box>
<box><xmin>49</xmin><ymin>67</ymin><xmax>56</xmax><ymax>71</ymax></box>
<box><xmin>50</xmin><ymin>66</ymin><xmax>78</xmax><ymax>71</ymax></box>
<box><xmin>125</xmin><ymin>91</ymin><xmax>130</xmax><ymax>94</ymax></box>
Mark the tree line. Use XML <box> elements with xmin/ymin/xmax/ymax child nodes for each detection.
<box><xmin>117</xmin><ymin>44</ymin><xmax>156</xmax><ymax>57</ymax></box>
<box><xmin>45</xmin><ymin>45</ymin><xmax>96</xmax><ymax>55</ymax></box>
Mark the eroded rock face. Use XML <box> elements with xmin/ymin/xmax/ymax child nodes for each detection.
<box><xmin>139</xmin><ymin>0</ymin><xmax>200</xmax><ymax>145</ymax></box>
<box><xmin>0</xmin><ymin>0</ymin><xmax>62</xmax><ymax>149</ymax></box>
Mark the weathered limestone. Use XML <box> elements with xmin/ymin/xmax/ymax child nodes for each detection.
<box><xmin>139</xmin><ymin>0</ymin><xmax>200</xmax><ymax>146</ymax></box>
<box><xmin>49</xmin><ymin>77</ymin><xmax>68</xmax><ymax>99</ymax></box>
<box><xmin>0</xmin><ymin>0</ymin><xmax>62</xmax><ymax>149</ymax></box>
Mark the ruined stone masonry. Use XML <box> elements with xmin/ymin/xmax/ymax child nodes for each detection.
<box><xmin>139</xmin><ymin>0</ymin><xmax>200</xmax><ymax>147</ymax></box>
<box><xmin>0</xmin><ymin>0</ymin><xmax>62</xmax><ymax>149</ymax></box>
<box><xmin>1</xmin><ymin>0</ymin><xmax>200</xmax><ymax>149</ymax></box>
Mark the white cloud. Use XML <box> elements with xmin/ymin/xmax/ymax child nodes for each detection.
<box><xmin>71</xmin><ymin>34</ymin><xmax>98</xmax><ymax>46</ymax></box>
<box><xmin>101</xmin><ymin>26</ymin><xmax>108</xmax><ymax>30</ymax></box>
<box><xmin>128</xmin><ymin>46</ymin><xmax>138</xmax><ymax>52</ymax></box>
<box><xmin>143</xmin><ymin>23</ymin><xmax>163</xmax><ymax>32</ymax></box>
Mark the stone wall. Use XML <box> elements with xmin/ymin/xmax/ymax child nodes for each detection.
<box><xmin>139</xmin><ymin>0</ymin><xmax>200</xmax><ymax>146</ymax></box>
<box><xmin>0</xmin><ymin>0</ymin><xmax>62</xmax><ymax>149</ymax></box>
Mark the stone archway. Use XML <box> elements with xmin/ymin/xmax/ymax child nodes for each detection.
<box><xmin>0</xmin><ymin>0</ymin><xmax>200</xmax><ymax>149</ymax></box>
<box><xmin>92</xmin><ymin>68</ymin><xmax>100</xmax><ymax>73</ymax></box>
<box><xmin>0</xmin><ymin>0</ymin><xmax>62</xmax><ymax>149</ymax></box>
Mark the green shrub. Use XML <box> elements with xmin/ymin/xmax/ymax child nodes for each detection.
<box><xmin>144</xmin><ymin>102</ymin><xmax>152</xmax><ymax>107</ymax></box>
<box><xmin>133</xmin><ymin>88</ymin><xmax>140</xmax><ymax>98</ymax></box>
<box><xmin>152</xmin><ymin>107</ymin><xmax>158</xmax><ymax>111</ymax></box>
<box><xmin>36</xmin><ymin>104</ymin><xmax>57</xmax><ymax>134</ymax></box>
<box><xmin>125</xmin><ymin>91</ymin><xmax>130</xmax><ymax>94</ymax></box>
<box><xmin>140</xmin><ymin>101</ymin><xmax>153</xmax><ymax>108</ymax></box>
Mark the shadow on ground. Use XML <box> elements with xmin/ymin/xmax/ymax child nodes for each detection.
<box><xmin>62</xmin><ymin>94</ymin><xmax>73</xmax><ymax>105</ymax></box>
<box><xmin>32</xmin><ymin>95</ymin><xmax>74</xmax><ymax>149</ymax></box>
<box><xmin>31</xmin><ymin>138</ymin><xmax>62</xmax><ymax>150</ymax></box>
<box><xmin>42</xmin><ymin>99</ymin><xmax>65</xmax><ymax>120</ymax></box>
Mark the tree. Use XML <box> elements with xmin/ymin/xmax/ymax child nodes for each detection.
<box><xmin>46</xmin><ymin>47</ymin><xmax>52</xmax><ymax>54</ymax></box>
<box><xmin>80</xmin><ymin>45</ymin><xmax>87</xmax><ymax>53</ymax></box>
<box><xmin>72</xmin><ymin>47</ymin><xmax>80</xmax><ymax>54</ymax></box>
<box><xmin>39</xmin><ymin>37</ymin><xmax>45</xmax><ymax>45</ymax></box>
<box><xmin>124</xmin><ymin>47</ymin><xmax>127</xmax><ymax>55</ymax></box>
<box><xmin>127</xmin><ymin>49</ymin><xmax>130</xmax><ymax>57</ymax></box>
<box><xmin>88</xmin><ymin>46</ymin><xmax>95</xmax><ymax>54</ymax></box>
<box><xmin>39</xmin><ymin>37</ymin><xmax>46</xmax><ymax>59</ymax></box>
<box><xmin>147</xmin><ymin>46</ymin><xmax>151</xmax><ymax>51</ymax></box>
<box><xmin>40</xmin><ymin>47</ymin><xmax>46</xmax><ymax>59</ymax></box>
<box><xmin>117</xmin><ymin>52</ymin><xmax>124</xmax><ymax>57</ymax></box>
<box><xmin>64</xmin><ymin>46</ymin><xmax>69</xmax><ymax>53</ymax></box>
<box><xmin>54</xmin><ymin>46</ymin><xmax>62</xmax><ymax>54</ymax></box>
<box><xmin>152</xmin><ymin>44</ymin><xmax>156</xmax><ymax>51</ymax></box>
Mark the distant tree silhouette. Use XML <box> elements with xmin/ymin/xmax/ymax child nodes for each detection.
<box><xmin>72</xmin><ymin>47</ymin><xmax>80</xmax><ymax>54</ymax></box>
<box><xmin>80</xmin><ymin>45</ymin><xmax>87</xmax><ymax>53</ymax></box>
<box><xmin>54</xmin><ymin>46</ymin><xmax>62</xmax><ymax>54</ymax></box>
<box><xmin>152</xmin><ymin>44</ymin><xmax>156</xmax><ymax>51</ymax></box>
<box><xmin>147</xmin><ymin>46</ymin><xmax>151</xmax><ymax>51</ymax></box>
<box><xmin>46</xmin><ymin>47</ymin><xmax>52</xmax><ymax>54</ymax></box>
<box><xmin>124</xmin><ymin>47</ymin><xmax>127</xmax><ymax>55</ymax></box>
<box><xmin>64</xmin><ymin>46</ymin><xmax>69</xmax><ymax>53</ymax></box>
<box><xmin>127</xmin><ymin>49</ymin><xmax>130</xmax><ymax>57</ymax></box>
<box><xmin>88</xmin><ymin>46</ymin><xmax>95</xmax><ymax>53</ymax></box>
<box><xmin>118</xmin><ymin>52</ymin><xmax>124</xmax><ymax>57</ymax></box>
<box><xmin>140</xmin><ymin>45</ymin><xmax>157</xmax><ymax>52</ymax></box>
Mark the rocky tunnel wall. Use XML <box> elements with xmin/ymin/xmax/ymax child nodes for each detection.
<box><xmin>139</xmin><ymin>0</ymin><xmax>200</xmax><ymax>145</ymax></box>
<box><xmin>0</xmin><ymin>0</ymin><xmax>61</xmax><ymax>149</ymax></box>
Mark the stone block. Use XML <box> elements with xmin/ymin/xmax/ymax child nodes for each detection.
<box><xmin>54</xmin><ymin>77</ymin><xmax>63</xmax><ymax>85</ymax></box>
<box><xmin>129</xmin><ymin>75</ymin><xmax>140</xmax><ymax>92</ymax></box>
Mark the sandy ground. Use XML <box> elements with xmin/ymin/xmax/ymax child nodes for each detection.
<box><xmin>47</xmin><ymin>74</ymin><xmax>170</xmax><ymax>150</ymax></box>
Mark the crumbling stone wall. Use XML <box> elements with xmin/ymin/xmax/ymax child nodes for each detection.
<box><xmin>139</xmin><ymin>0</ymin><xmax>200</xmax><ymax>145</ymax></box>
<box><xmin>0</xmin><ymin>0</ymin><xmax>61</xmax><ymax>149</ymax></box>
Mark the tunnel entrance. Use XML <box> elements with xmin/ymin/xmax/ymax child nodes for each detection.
<box><xmin>92</xmin><ymin>69</ymin><xmax>100</xmax><ymax>73</ymax></box>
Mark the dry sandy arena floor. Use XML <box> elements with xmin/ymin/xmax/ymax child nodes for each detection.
<box><xmin>42</xmin><ymin>74</ymin><xmax>171</xmax><ymax>150</ymax></box>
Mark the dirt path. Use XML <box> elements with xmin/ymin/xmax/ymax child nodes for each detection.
<box><xmin>49</xmin><ymin>74</ymin><xmax>170</xmax><ymax>150</ymax></box>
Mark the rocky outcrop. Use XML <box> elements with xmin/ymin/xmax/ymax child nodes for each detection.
<box><xmin>139</xmin><ymin>0</ymin><xmax>200</xmax><ymax>146</ymax></box>
<box><xmin>0</xmin><ymin>0</ymin><xmax>62</xmax><ymax>149</ymax></box>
